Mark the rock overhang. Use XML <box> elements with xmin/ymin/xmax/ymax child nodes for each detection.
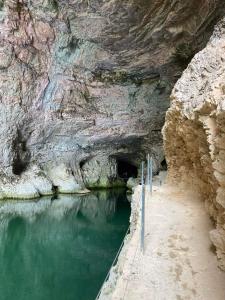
<box><xmin>0</xmin><ymin>0</ymin><xmax>224</xmax><ymax>197</ymax></box>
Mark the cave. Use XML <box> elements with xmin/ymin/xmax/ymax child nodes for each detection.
<box><xmin>12</xmin><ymin>132</ymin><xmax>30</xmax><ymax>176</ymax></box>
<box><xmin>79</xmin><ymin>160</ymin><xmax>86</xmax><ymax>169</ymax></box>
<box><xmin>161</xmin><ymin>159</ymin><xmax>167</xmax><ymax>170</ymax></box>
<box><xmin>117</xmin><ymin>159</ymin><xmax>138</xmax><ymax>181</ymax></box>
<box><xmin>12</xmin><ymin>156</ymin><xmax>28</xmax><ymax>176</ymax></box>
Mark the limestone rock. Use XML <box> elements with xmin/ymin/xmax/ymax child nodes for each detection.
<box><xmin>0</xmin><ymin>0</ymin><xmax>223</xmax><ymax>195</ymax></box>
<box><xmin>0</xmin><ymin>164</ymin><xmax>53</xmax><ymax>199</ymax></box>
<box><xmin>81</xmin><ymin>156</ymin><xmax>124</xmax><ymax>188</ymax></box>
<box><xmin>163</xmin><ymin>18</ymin><xmax>225</xmax><ymax>270</ymax></box>
<box><xmin>46</xmin><ymin>163</ymin><xmax>88</xmax><ymax>194</ymax></box>
<box><xmin>127</xmin><ymin>177</ymin><xmax>139</xmax><ymax>190</ymax></box>
<box><xmin>2</xmin><ymin>181</ymin><xmax>40</xmax><ymax>200</ymax></box>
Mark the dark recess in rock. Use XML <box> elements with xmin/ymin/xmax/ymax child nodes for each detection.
<box><xmin>117</xmin><ymin>159</ymin><xmax>138</xmax><ymax>181</ymax></box>
<box><xmin>160</xmin><ymin>159</ymin><xmax>167</xmax><ymax>171</ymax></box>
<box><xmin>12</xmin><ymin>156</ymin><xmax>28</xmax><ymax>176</ymax></box>
<box><xmin>12</xmin><ymin>132</ymin><xmax>30</xmax><ymax>176</ymax></box>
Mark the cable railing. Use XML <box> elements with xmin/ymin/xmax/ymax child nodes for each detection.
<box><xmin>95</xmin><ymin>225</ymin><xmax>131</xmax><ymax>300</ymax></box>
<box><xmin>95</xmin><ymin>154</ymin><xmax>153</xmax><ymax>298</ymax></box>
<box><xmin>141</xmin><ymin>154</ymin><xmax>153</xmax><ymax>252</ymax></box>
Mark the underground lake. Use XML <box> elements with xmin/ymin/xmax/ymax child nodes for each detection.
<box><xmin>0</xmin><ymin>189</ymin><xmax>131</xmax><ymax>300</ymax></box>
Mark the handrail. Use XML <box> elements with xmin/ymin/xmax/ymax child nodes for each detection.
<box><xmin>95</xmin><ymin>225</ymin><xmax>131</xmax><ymax>300</ymax></box>
<box><xmin>140</xmin><ymin>161</ymin><xmax>145</xmax><ymax>252</ymax></box>
<box><xmin>95</xmin><ymin>154</ymin><xmax>153</xmax><ymax>299</ymax></box>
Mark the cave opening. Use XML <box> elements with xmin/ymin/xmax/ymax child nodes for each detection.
<box><xmin>161</xmin><ymin>159</ymin><xmax>167</xmax><ymax>170</ymax></box>
<box><xmin>12</xmin><ymin>156</ymin><xmax>28</xmax><ymax>176</ymax></box>
<box><xmin>117</xmin><ymin>159</ymin><xmax>138</xmax><ymax>181</ymax></box>
<box><xmin>79</xmin><ymin>160</ymin><xmax>86</xmax><ymax>169</ymax></box>
<box><xmin>12</xmin><ymin>132</ymin><xmax>30</xmax><ymax>176</ymax></box>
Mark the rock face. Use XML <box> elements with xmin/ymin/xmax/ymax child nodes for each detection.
<box><xmin>0</xmin><ymin>0</ymin><xmax>224</xmax><ymax>197</ymax></box>
<box><xmin>163</xmin><ymin>18</ymin><xmax>225</xmax><ymax>270</ymax></box>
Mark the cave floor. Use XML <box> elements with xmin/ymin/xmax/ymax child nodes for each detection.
<box><xmin>112</xmin><ymin>182</ymin><xmax>225</xmax><ymax>300</ymax></box>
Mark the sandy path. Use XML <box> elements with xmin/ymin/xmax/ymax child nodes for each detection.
<box><xmin>111</xmin><ymin>183</ymin><xmax>225</xmax><ymax>300</ymax></box>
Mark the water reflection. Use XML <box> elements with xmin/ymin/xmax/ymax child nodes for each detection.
<box><xmin>0</xmin><ymin>189</ymin><xmax>127</xmax><ymax>225</ymax></box>
<box><xmin>0</xmin><ymin>189</ymin><xmax>130</xmax><ymax>300</ymax></box>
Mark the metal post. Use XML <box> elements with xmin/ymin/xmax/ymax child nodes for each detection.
<box><xmin>141</xmin><ymin>161</ymin><xmax>145</xmax><ymax>253</ymax></box>
<box><xmin>147</xmin><ymin>153</ymin><xmax>150</xmax><ymax>186</ymax></box>
<box><xmin>150</xmin><ymin>156</ymin><xmax>153</xmax><ymax>195</ymax></box>
<box><xmin>141</xmin><ymin>161</ymin><xmax>144</xmax><ymax>186</ymax></box>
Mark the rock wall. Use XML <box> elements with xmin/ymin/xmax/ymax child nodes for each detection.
<box><xmin>163</xmin><ymin>18</ymin><xmax>225</xmax><ymax>270</ymax></box>
<box><xmin>0</xmin><ymin>0</ymin><xmax>224</xmax><ymax>197</ymax></box>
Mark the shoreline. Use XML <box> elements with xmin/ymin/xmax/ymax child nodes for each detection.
<box><xmin>98</xmin><ymin>185</ymin><xmax>142</xmax><ymax>300</ymax></box>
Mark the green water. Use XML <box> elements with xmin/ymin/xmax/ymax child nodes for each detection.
<box><xmin>0</xmin><ymin>189</ymin><xmax>130</xmax><ymax>300</ymax></box>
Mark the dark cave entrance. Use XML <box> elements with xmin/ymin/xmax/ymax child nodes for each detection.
<box><xmin>79</xmin><ymin>160</ymin><xmax>86</xmax><ymax>169</ymax></box>
<box><xmin>161</xmin><ymin>159</ymin><xmax>167</xmax><ymax>170</ymax></box>
<box><xmin>12</xmin><ymin>156</ymin><xmax>28</xmax><ymax>176</ymax></box>
<box><xmin>12</xmin><ymin>132</ymin><xmax>30</xmax><ymax>176</ymax></box>
<box><xmin>117</xmin><ymin>159</ymin><xmax>138</xmax><ymax>181</ymax></box>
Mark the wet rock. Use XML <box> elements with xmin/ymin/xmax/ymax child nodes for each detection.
<box><xmin>127</xmin><ymin>177</ymin><xmax>139</xmax><ymax>190</ymax></box>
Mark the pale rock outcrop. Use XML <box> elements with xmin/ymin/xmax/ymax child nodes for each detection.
<box><xmin>46</xmin><ymin>163</ymin><xmax>87</xmax><ymax>194</ymax></box>
<box><xmin>0</xmin><ymin>0</ymin><xmax>224</xmax><ymax>197</ymax></box>
<box><xmin>126</xmin><ymin>177</ymin><xmax>139</xmax><ymax>190</ymax></box>
<box><xmin>28</xmin><ymin>167</ymin><xmax>53</xmax><ymax>196</ymax></box>
<box><xmin>81</xmin><ymin>156</ymin><xmax>124</xmax><ymax>188</ymax></box>
<box><xmin>0</xmin><ymin>165</ymin><xmax>53</xmax><ymax>199</ymax></box>
<box><xmin>163</xmin><ymin>18</ymin><xmax>225</xmax><ymax>270</ymax></box>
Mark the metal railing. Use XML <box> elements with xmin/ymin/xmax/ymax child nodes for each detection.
<box><xmin>140</xmin><ymin>161</ymin><xmax>145</xmax><ymax>252</ymax></box>
<box><xmin>95</xmin><ymin>154</ymin><xmax>153</xmax><ymax>298</ymax></box>
<box><xmin>140</xmin><ymin>154</ymin><xmax>153</xmax><ymax>252</ymax></box>
<box><xmin>146</xmin><ymin>153</ymin><xmax>153</xmax><ymax>195</ymax></box>
<box><xmin>95</xmin><ymin>226</ymin><xmax>130</xmax><ymax>300</ymax></box>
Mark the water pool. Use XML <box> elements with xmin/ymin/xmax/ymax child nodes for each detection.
<box><xmin>0</xmin><ymin>189</ymin><xmax>130</xmax><ymax>300</ymax></box>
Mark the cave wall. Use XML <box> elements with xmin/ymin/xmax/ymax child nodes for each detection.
<box><xmin>163</xmin><ymin>18</ymin><xmax>225</xmax><ymax>270</ymax></box>
<box><xmin>0</xmin><ymin>0</ymin><xmax>224</xmax><ymax>197</ymax></box>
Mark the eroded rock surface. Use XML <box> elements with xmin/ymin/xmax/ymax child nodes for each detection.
<box><xmin>0</xmin><ymin>0</ymin><xmax>224</xmax><ymax>197</ymax></box>
<box><xmin>163</xmin><ymin>18</ymin><xmax>225</xmax><ymax>270</ymax></box>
